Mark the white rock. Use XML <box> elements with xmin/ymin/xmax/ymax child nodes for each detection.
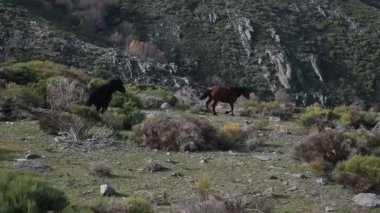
<box><xmin>100</xmin><ymin>184</ymin><xmax>116</xmax><ymax>196</ymax></box>
<box><xmin>352</xmin><ymin>193</ymin><xmax>380</xmax><ymax>208</ymax></box>
<box><xmin>160</xmin><ymin>102</ymin><xmax>172</xmax><ymax>110</ymax></box>
<box><xmin>288</xmin><ymin>185</ymin><xmax>298</xmax><ymax>191</ymax></box>
<box><xmin>316</xmin><ymin>178</ymin><xmax>327</xmax><ymax>185</ymax></box>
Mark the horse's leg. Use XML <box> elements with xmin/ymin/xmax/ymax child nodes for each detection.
<box><xmin>206</xmin><ymin>97</ymin><xmax>212</xmax><ymax>111</ymax></box>
<box><xmin>230</xmin><ymin>103</ymin><xmax>235</xmax><ymax>116</ymax></box>
<box><xmin>225</xmin><ymin>103</ymin><xmax>234</xmax><ymax>115</ymax></box>
<box><xmin>212</xmin><ymin>101</ymin><xmax>218</xmax><ymax>115</ymax></box>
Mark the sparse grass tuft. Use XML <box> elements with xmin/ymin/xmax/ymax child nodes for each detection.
<box><xmin>127</xmin><ymin>196</ymin><xmax>154</xmax><ymax>213</ymax></box>
<box><xmin>89</xmin><ymin>163</ymin><xmax>112</xmax><ymax>178</ymax></box>
<box><xmin>92</xmin><ymin>197</ymin><xmax>153</xmax><ymax>213</ymax></box>
<box><xmin>309</xmin><ymin>159</ymin><xmax>329</xmax><ymax>176</ymax></box>
<box><xmin>196</xmin><ymin>176</ymin><xmax>213</xmax><ymax>200</ymax></box>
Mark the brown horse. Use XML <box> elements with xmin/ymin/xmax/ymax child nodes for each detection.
<box><xmin>200</xmin><ymin>86</ymin><xmax>251</xmax><ymax>116</ymax></box>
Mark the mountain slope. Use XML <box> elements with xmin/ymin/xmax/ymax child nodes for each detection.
<box><xmin>1</xmin><ymin>0</ymin><xmax>379</xmax><ymax>106</ymax></box>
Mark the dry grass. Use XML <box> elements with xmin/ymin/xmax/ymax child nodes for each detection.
<box><xmin>89</xmin><ymin>162</ymin><xmax>112</xmax><ymax>177</ymax></box>
<box><xmin>39</xmin><ymin>110</ymin><xmax>116</xmax><ymax>150</ymax></box>
<box><xmin>294</xmin><ymin>130</ymin><xmax>357</xmax><ymax>165</ymax></box>
<box><xmin>181</xmin><ymin>195</ymin><xmax>271</xmax><ymax>213</ymax></box>
<box><xmin>133</xmin><ymin>113</ymin><xmax>230</xmax><ymax>152</ymax></box>
<box><xmin>46</xmin><ymin>77</ymin><xmax>86</xmax><ymax>111</ymax></box>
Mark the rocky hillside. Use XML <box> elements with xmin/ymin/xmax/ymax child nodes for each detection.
<box><xmin>1</xmin><ymin>0</ymin><xmax>380</xmax><ymax>106</ymax></box>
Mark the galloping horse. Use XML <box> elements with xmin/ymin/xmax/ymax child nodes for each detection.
<box><xmin>86</xmin><ymin>78</ymin><xmax>126</xmax><ymax>113</ymax></box>
<box><xmin>200</xmin><ymin>86</ymin><xmax>251</xmax><ymax>116</ymax></box>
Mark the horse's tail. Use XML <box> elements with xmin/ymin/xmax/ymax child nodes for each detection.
<box><xmin>200</xmin><ymin>89</ymin><xmax>211</xmax><ymax>100</ymax></box>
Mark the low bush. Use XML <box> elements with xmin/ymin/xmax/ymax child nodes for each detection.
<box><xmin>182</xmin><ymin>195</ymin><xmax>271</xmax><ymax>213</ymax></box>
<box><xmin>127</xmin><ymin>196</ymin><xmax>154</xmax><ymax>213</ymax></box>
<box><xmin>196</xmin><ymin>176</ymin><xmax>213</xmax><ymax>200</ymax></box>
<box><xmin>309</xmin><ymin>159</ymin><xmax>329</xmax><ymax>176</ymax></box>
<box><xmin>89</xmin><ymin>163</ymin><xmax>112</xmax><ymax>177</ymax></box>
<box><xmin>46</xmin><ymin>77</ymin><xmax>86</xmax><ymax>111</ymax></box>
<box><xmin>133</xmin><ymin>114</ymin><xmax>230</xmax><ymax>151</ymax></box>
<box><xmin>294</xmin><ymin>130</ymin><xmax>358</xmax><ymax>165</ymax></box>
<box><xmin>102</xmin><ymin>104</ymin><xmax>145</xmax><ymax>130</ymax></box>
<box><xmin>219</xmin><ymin>123</ymin><xmax>244</xmax><ymax>142</ymax></box>
<box><xmin>299</xmin><ymin>105</ymin><xmax>324</xmax><ymax>127</ymax></box>
<box><xmin>69</xmin><ymin>105</ymin><xmax>101</xmax><ymax>121</ymax></box>
<box><xmin>0</xmin><ymin>81</ymin><xmax>47</xmax><ymax>108</ymax></box>
<box><xmin>39</xmin><ymin>110</ymin><xmax>116</xmax><ymax>150</ymax></box>
<box><xmin>124</xmin><ymin>84</ymin><xmax>179</xmax><ymax>108</ymax></box>
<box><xmin>0</xmin><ymin>60</ymin><xmax>86</xmax><ymax>84</ymax></box>
<box><xmin>245</xmin><ymin>135</ymin><xmax>264</xmax><ymax>151</ymax></box>
<box><xmin>0</xmin><ymin>172</ymin><xmax>69</xmax><ymax>212</ymax></box>
<box><xmin>275</xmin><ymin>88</ymin><xmax>292</xmax><ymax>104</ymax></box>
<box><xmin>109</xmin><ymin>92</ymin><xmax>141</xmax><ymax>108</ymax></box>
<box><xmin>91</xmin><ymin>197</ymin><xmax>153</xmax><ymax>213</ymax></box>
<box><xmin>335</xmin><ymin>155</ymin><xmax>380</xmax><ymax>192</ymax></box>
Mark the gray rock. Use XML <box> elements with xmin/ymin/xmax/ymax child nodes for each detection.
<box><xmin>288</xmin><ymin>185</ymin><xmax>298</xmax><ymax>191</ymax></box>
<box><xmin>160</xmin><ymin>102</ymin><xmax>172</xmax><ymax>110</ymax></box>
<box><xmin>325</xmin><ymin>206</ymin><xmax>335</xmax><ymax>212</ymax></box>
<box><xmin>352</xmin><ymin>193</ymin><xmax>380</xmax><ymax>208</ymax></box>
<box><xmin>252</xmin><ymin>154</ymin><xmax>271</xmax><ymax>161</ymax></box>
<box><xmin>14</xmin><ymin>159</ymin><xmax>50</xmax><ymax>171</ymax></box>
<box><xmin>262</xmin><ymin>187</ymin><xmax>274</xmax><ymax>198</ymax></box>
<box><xmin>100</xmin><ymin>184</ymin><xmax>117</xmax><ymax>196</ymax></box>
<box><xmin>292</xmin><ymin>173</ymin><xmax>308</xmax><ymax>179</ymax></box>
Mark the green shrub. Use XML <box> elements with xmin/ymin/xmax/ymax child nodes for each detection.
<box><xmin>335</xmin><ymin>155</ymin><xmax>380</xmax><ymax>191</ymax></box>
<box><xmin>0</xmin><ymin>60</ymin><xmax>86</xmax><ymax>84</ymax></box>
<box><xmin>0</xmin><ymin>80</ymin><xmax>47</xmax><ymax>107</ymax></box>
<box><xmin>109</xmin><ymin>92</ymin><xmax>141</xmax><ymax>108</ymax></box>
<box><xmin>103</xmin><ymin>104</ymin><xmax>144</xmax><ymax>130</ymax></box>
<box><xmin>360</xmin><ymin>112</ymin><xmax>379</xmax><ymax>129</ymax></box>
<box><xmin>299</xmin><ymin>105</ymin><xmax>324</xmax><ymax>127</ymax></box>
<box><xmin>241</xmin><ymin>101</ymin><xmax>279</xmax><ymax>114</ymax></box>
<box><xmin>340</xmin><ymin>112</ymin><xmax>352</xmax><ymax>126</ymax></box>
<box><xmin>127</xmin><ymin>196</ymin><xmax>153</xmax><ymax>213</ymax></box>
<box><xmin>124</xmin><ymin>84</ymin><xmax>178</xmax><ymax>107</ymax></box>
<box><xmin>0</xmin><ymin>172</ymin><xmax>69</xmax><ymax>212</ymax></box>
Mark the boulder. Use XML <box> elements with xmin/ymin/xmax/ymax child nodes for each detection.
<box><xmin>352</xmin><ymin>193</ymin><xmax>380</xmax><ymax>208</ymax></box>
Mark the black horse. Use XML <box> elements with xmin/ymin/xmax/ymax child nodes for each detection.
<box><xmin>86</xmin><ymin>78</ymin><xmax>126</xmax><ymax>113</ymax></box>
